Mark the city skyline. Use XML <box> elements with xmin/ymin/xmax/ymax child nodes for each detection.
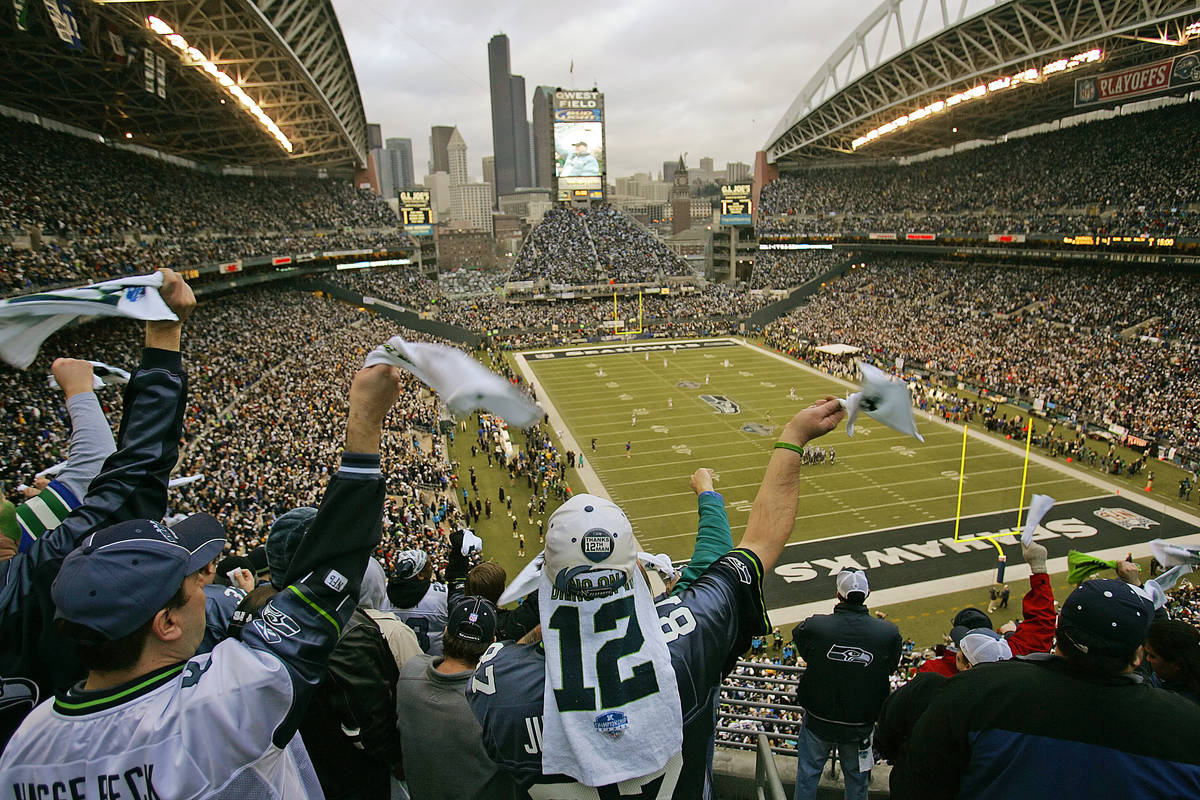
<box><xmin>332</xmin><ymin>0</ymin><xmax>874</xmax><ymax>179</ymax></box>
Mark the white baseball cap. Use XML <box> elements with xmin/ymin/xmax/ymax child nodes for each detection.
<box><xmin>836</xmin><ymin>568</ymin><xmax>870</xmax><ymax>600</ymax></box>
<box><xmin>957</xmin><ymin>628</ymin><xmax>1013</xmax><ymax>664</ymax></box>
<box><xmin>544</xmin><ymin>494</ymin><xmax>637</xmax><ymax>600</ymax></box>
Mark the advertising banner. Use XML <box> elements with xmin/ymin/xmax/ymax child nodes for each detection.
<box><xmin>1075</xmin><ymin>52</ymin><xmax>1200</xmax><ymax>106</ymax></box>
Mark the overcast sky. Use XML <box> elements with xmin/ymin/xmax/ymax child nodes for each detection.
<box><xmin>331</xmin><ymin>0</ymin><xmax>879</xmax><ymax>181</ymax></box>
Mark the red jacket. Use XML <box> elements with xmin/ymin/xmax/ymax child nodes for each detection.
<box><xmin>917</xmin><ymin>573</ymin><xmax>1056</xmax><ymax>677</ymax></box>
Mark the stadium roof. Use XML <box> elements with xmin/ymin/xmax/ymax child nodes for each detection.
<box><xmin>1</xmin><ymin>0</ymin><xmax>368</xmax><ymax>169</ymax></box>
<box><xmin>765</xmin><ymin>0</ymin><xmax>1200</xmax><ymax>167</ymax></box>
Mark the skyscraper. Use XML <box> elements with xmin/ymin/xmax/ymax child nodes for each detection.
<box><xmin>367</xmin><ymin>123</ymin><xmax>382</xmax><ymax>150</ymax></box>
<box><xmin>447</xmin><ymin>127</ymin><xmax>468</xmax><ymax>187</ymax></box>
<box><xmin>663</xmin><ymin>160</ymin><xmax>678</xmax><ymax>184</ymax></box>
<box><xmin>386</xmin><ymin>138</ymin><xmax>414</xmax><ymax>189</ymax></box>
<box><xmin>429</xmin><ymin>125</ymin><xmax>454</xmax><ymax>174</ymax></box>
<box><xmin>532</xmin><ymin>86</ymin><xmax>555</xmax><ymax>189</ymax></box>
<box><xmin>488</xmin><ymin>34</ymin><xmax>532</xmax><ymax>197</ymax></box>
<box><xmin>482</xmin><ymin>156</ymin><xmax>495</xmax><ymax>190</ymax></box>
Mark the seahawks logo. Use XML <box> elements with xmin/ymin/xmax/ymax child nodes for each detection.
<box><xmin>699</xmin><ymin>395</ymin><xmax>739</xmax><ymax>414</ymax></box>
<box><xmin>827</xmin><ymin>644</ymin><xmax>873</xmax><ymax>665</ymax></box>
<box><xmin>0</xmin><ymin>677</ymin><xmax>38</xmax><ymax>715</ymax></box>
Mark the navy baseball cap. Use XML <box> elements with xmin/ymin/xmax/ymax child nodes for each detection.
<box><xmin>53</xmin><ymin>514</ymin><xmax>227</xmax><ymax>641</ymax></box>
<box><xmin>447</xmin><ymin>595</ymin><xmax>498</xmax><ymax>644</ymax></box>
<box><xmin>1058</xmin><ymin>578</ymin><xmax>1153</xmax><ymax>657</ymax></box>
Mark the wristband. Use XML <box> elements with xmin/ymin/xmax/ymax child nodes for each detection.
<box><xmin>773</xmin><ymin>441</ymin><xmax>805</xmax><ymax>456</ymax></box>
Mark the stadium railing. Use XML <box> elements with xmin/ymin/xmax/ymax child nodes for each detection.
<box><xmin>755</xmin><ymin>733</ymin><xmax>788</xmax><ymax>800</ymax></box>
<box><xmin>717</xmin><ymin>660</ymin><xmax>804</xmax><ymax>756</ymax></box>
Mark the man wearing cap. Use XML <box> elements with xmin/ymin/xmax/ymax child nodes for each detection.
<box><xmin>0</xmin><ymin>268</ymin><xmax>193</xmax><ymax>749</ymax></box>
<box><xmin>791</xmin><ymin>568</ymin><xmax>902</xmax><ymax>800</ymax></box>
<box><xmin>917</xmin><ymin>541</ymin><xmax>1056</xmax><ymax>677</ymax></box>
<box><xmin>908</xmin><ymin>579</ymin><xmax>1200</xmax><ymax>798</ymax></box>
<box><xmin>395</xmin><ymin>595</ymin><xmax>506</xmax><ymax>799</ymax></box>
<box><xmin>560</xmin><ymin>140</ymin><xmax>600</xmax><ymax>176</ymax></box>
<box><xmin>387</xmin><ymin>547</ymin><xmax>450</xmax><ymax>655</ymax></box>
<box><xmin>0</xmin><ymin>363</ymin><xmax>407</xmax><ymax>799</ymax></box>
<box><xmin>875</xmin><ymin>628</ymin><xmax>1011</xmax><ymax>799</ymax></box>
<box><xmin>468</xmin><ymin>396</ymin><xmax>847</xmax><ymax>798</ymax></box>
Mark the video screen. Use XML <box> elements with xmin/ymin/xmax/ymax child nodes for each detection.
<box><xmin>554</xmin><ymin>122</ymin><xmax>604</xmax><ymax>178</ymax></box>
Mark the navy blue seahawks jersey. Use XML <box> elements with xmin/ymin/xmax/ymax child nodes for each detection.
<box><xmin>467</xmin><ymin>549</ymin><xmax>769</xmax><ymax>799</ymax></box>
<box><xmin>198</xmin><ymin>582</ymin><xmax>247</xmax><ymax>655</ymax></box>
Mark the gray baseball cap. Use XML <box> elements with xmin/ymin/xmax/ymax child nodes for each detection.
<box><xmin>53</xmin><ymin>514</ymin><xmax>226</xmax><ymax>641</ymax></box>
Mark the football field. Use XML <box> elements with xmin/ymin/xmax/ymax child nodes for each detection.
<box><xmin>516</xmin><ymin>338</ymin><xmax>1200</xmax><ymax>626</ymax></box>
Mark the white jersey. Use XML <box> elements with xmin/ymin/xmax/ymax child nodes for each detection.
<box><xmin>394</xmin><ymin>581</ymin><xmax>448</xmax><ymax>656</ymax></box>
<box><xmin>0</xmin><ymin>641</ymin><xmax>323</xmax><ymax>799</ymax></box>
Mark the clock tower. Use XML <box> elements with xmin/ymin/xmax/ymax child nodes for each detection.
<box><xmin>670</xmin><ymin>155</ymin><xmax>690</xmax><ymax>235</ymax></box>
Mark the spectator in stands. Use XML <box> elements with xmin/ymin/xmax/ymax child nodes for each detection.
<box><xmin>395</xmin><ymin>595</ymin><xmax>506</xmax><ymax>799</ymax></box>
<box><xmin>360</xmin><ymin>556</ymin><xmax>423</xmax><ymax>670</ymax></box>
<box><xmin>918</xmin><ymin>542</ymin><xmax>1056</xmax><ymax>676</ymax></box>
<box><xmin>0</xmin><ymin>361</ymin><xmax>404</xmax><ymax>797</ymax></box>
<box><xmin>0</xmin><ymin>268</ymin><xmax>193</xmax><ymax>750</ymax></box>
<box><xmin>266</xmin><ymin>506</ymin><xmax>403</xmax><ymax>800</ymax></box>
<box><xmin>467</xmin><ymin>397</ymin><xmax>846</xmax><ymax>796</ymax></box>
<box><xmin>1144</xmin><ymin>619</ymin><xmax>1200</xmax><ymax>705</ymax></box>
<box><xmin>387</xmin><ymin>548</ymin><xmax>450</xmax><ymax>656</ymax></box>
<box><xmin>875</xmin><ymin>629</ymin><xmax>1012</xmax><ymax>799</ymax></box>
<box><xmin>907</xmin><ymin>579</ymin><xmax>1200</xmax><ymax>798</ymax></box>
<box><xmin>791</xmin><ymin>569</ymin><xmax>901</xmax><ymax>800</ymax></box>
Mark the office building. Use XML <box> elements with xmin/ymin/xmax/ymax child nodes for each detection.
<box><xmin>385</xmin><ymin>138</ymin><xmax>414</xmax><ymax>189</ymax></box>
<box><xmin>532</xmin><ymin>86</ymin><xmax>555</xmax><ymax>189</ymax></box>
<box><xmin>447</xmin><ymin>127</ymin><xmax>469</xmax><ymax>187</ymax></box>
<box><xmin>367</xmin><ymin>123</ymin><xmax>382</xmax><ymax>150</ymax></box>
<box><xmin>424</xmin><ymin>171</ymin><xmax>451</xmax><ymax>220</ymax></box>
<box><xmin>488</xmin><ymin>34</ymin><xmax>532</xmax><ymax>197</ymax></box>
<box><xmin>450</xmin><ymin>183</ymin><xmax>493</xmax><ymax>233</ymax></box>
<box><xmin>429</xmin><ymin>125</ymin><xmax>454</xmax><ymax>174</ymax></box>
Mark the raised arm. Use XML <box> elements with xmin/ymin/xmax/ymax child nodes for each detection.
<box><xmin>233</xmin><ymin>364</ymin><xmax>404</xmax><ymax>748</ymax></box>
<box><xmin>1</xmin><ymin>270</ymin><xmax>194</xmax><ymax>606</ymax></box>
<box><xmin>737</xmin><ymin>397</ymin><xmax>844</xmax><ymax>572</ymax></box>
<box><xmin>673</xmin><ymin>467</ymin><xmax>735</xmax><ymax>594</ymax></box>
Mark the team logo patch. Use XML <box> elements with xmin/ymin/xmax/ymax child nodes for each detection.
<box><xmin>594</xmin><ymin>710</ymin><xmax>629</xmax><ymax>740</ymax></box>
<box><xmin>827</xmin><ymin>644</ymin><xmax>873</xmax><ymax>665</ymax></box>
<box><xmin>253</xmin><ymin>618</ymin><xmax>282</xmax><ymax>644</ymax></box>
<box><xmin>1076</xmin><ymin>77</ymin><xmax>1097</xmax><ymax>103</ymax></box>
<box><xmin>324</xmin><ymin>570</ymin><xmax>348</xmax><ymax>591</ymax></box>
<box><xmin>262</xmin><ymin>603</ymin><xmax>300</xmax><ymax>637</ymax></box>
<box><xmin>699</xmin><ymin>394</ymin><xmax>740</xmax><ymax>414</ymax></box>
<box><xmin>1093</xmin><ymin>507</ymin><xmax>1159</xmax><ymax>531</ymax></box>
<box><xmin>581</xmin><ymin>528</ymin><xmax>615</xmax><ymax>563</ymax></box>
<box><xmin>150</xmin><ymin>520</ymin><xmax>178</xmax><ymax>543</ymax></box>
<box><xmin>677</xmin><ymin>380</ymin><xmax>700</xmax><ymax>389</ymax></box>
<box><xmin>741</xmin><ymin>423</ymin><xmax>774</xmax><ymax>436</ymax></box>
<box><xmin>0</xmin><ymin>677</ymin><xmax>38</xmax><ymax>715</ymax></box>
<box><xmin>727</xmin><ymin>556</ymin><xmax>753</xmax><ymax>585</ymax></box>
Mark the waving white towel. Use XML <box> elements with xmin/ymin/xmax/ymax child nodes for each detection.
<box><xmin>1020</xmin><ymin>495</ymin><xmax>1057</xmax><ymax>547</ymax></box>
<box><xmin>841</xmin><ymin>361</ymin><xmax>924</xmax><ymax>442</ymax></box>
<box><xmin>47</xmin><ymin>360</ymin><xmax>130</xmax><ymax>391</ymax></box>
<box><xmin>0</xmin><ymin>274</ymin><xmax>176</xmax><ymax>368</ymax></box>
<box><xmin>364</xmin><ymin>335</ymin><xmax>542</xmax><ymax>427</ymax></box>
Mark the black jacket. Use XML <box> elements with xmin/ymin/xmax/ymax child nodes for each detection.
<box><xmin>0</xmin><ymin>348</ymin><xmax>186</xmax><ymax>749</ymax></box>
<box><xmin>792</xmin><ymin>602</ymin><xmax>902</xmax><ymax>742</ymax></box>
<box><xmin>874</xmin><ymin>671</ymin><xmax>947</xmax><ymax>799</ymax></box>
<box><xmin>300</xmin><ymin>608</ymin><xmax>402</xmax><ymax>800</ymax></box>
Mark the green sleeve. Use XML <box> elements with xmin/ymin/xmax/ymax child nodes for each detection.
<box><xmin>672</xmin><ymin>491</ymin><xmax>735</xmax><ymax>595</ymax></box>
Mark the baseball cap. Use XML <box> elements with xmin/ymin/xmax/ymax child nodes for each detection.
<box><xmin>1058</xmin><ymin>578</ymin><xmax>1153</xmax><ymax>657</ymax></box>
<box><xmin>53</xmin><ymin>514</ymin><xmax>227</xmax><ymax>641</ymax></box>
<box><xmin>392</xmin><ymin>549</ymin><xmax>429</xmax><ymax>581</ymax></box>
<box><xmin>955</xmin><ymin>628</ymin><xmax>1013</xmax><ymax>664</ymax></box>
<box><xmin>835</xmin><ymin>568</ymin><xmax>870</xmax><ymax>601</ymax></box>
<box><xmin>267</xmin><ymin>507</ymin><xmax>317</xmax><ymax>588</ymax></box>
<box><xmin>544</xmin><ymin>494</ymin><xmax>636</xmax><ymax>599</ymax></box>
<box><xmin>247</xmin><ymin>546</ymin><xmax>269</xmax><ymax>577</ymax></box>
<box><xmin>950</xmin><ymin>606</ymin><xmax>993</xmax><ymax>644</ymax></box>
<box><xmin>447</xmin><ymin>595</ymin><xmax>498</xmax><ymax>644</ymax></box>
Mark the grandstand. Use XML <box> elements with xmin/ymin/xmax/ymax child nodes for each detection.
<box><xmin>3</xmin><ymin>0</ymin><xmax>1200</xmax><ymax>796</ymax></box>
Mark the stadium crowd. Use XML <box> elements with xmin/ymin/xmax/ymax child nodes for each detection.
<box><xmin>0</xmin><ymin>115</ymin><xmax>408</xmax><ymax>293</ymax></box>
<box><xmin>765</xmin><ymin>256</ymin><xmax>1200</xmax><ymax>455</ymax></box>
<box><xmin>758</xmin><ymin>101</ymin><xmax>1200</xmax><ymax>237</ymax></box>
<box><xmin>509</xmin><ymin>206</ymin><xmax>690</xmax><ymax>284</ymax></box>
<box><xmin>750</xmin><ymin>249</ymin><xmax>841</xmax><ymax>290</ymax></box>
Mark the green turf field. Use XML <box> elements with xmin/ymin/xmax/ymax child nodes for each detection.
<box><xmin>521</xmin><ymin>339</ymin><xmax>1106</xmax><ymax>562</ymax></box>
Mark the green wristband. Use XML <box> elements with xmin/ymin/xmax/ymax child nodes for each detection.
<box><xmin>773</xmin><ymin>441</ymin><xmax>805</xmax><ymax>456</ymax></box>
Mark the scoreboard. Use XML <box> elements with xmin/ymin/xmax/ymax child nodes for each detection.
<box><xmin>400</xmin><ymin>190</ymin><xmax>433</xmax><ymax>236</ymax></box>
<box><xmin>719</xmin><ymin>184</ymin><xmax>753</xmax><ymax>226</ymax></box>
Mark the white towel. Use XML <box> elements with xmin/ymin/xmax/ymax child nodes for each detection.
<box><xmin>841</xmin><ymin>361</ymin><xmax>924</xmax><ymax>442</ymax></box>
<box><xmin>1149</xmin><ymin>539</ymin><xmax>1200</xmax><ymax>568</ymax></box>
<box><xmin>0</xmin><ymin>274</ymin><xmax>176</xmax><ymax>368</ymax></box>
<box><xmin>1134</xmin><ymin>564</ymin><xmax>1195</xmax><ymax>609</ymax></box>
<box><xmin>168</xmin><ymin>474</ymin><xmax>204</xmax><ymax>488</ymax></box>
<box><xmin>1020</xmin><ymin>495</ymin><xmax>1056</xmax><ymax>547</ymax></box>
<box><xmin>47</xmin><ymin>360</ymin><xmax>131</xmax><ymax>391</ymax></box>
<box><xmin>364</xmin><ymin>335</ymin><xmax>541</xmax><ymax>427</ymax></box>
<box><xmin>500</xmin><ymin>555</ymin><xmax>683</xmax><ymax>787</ymax></box>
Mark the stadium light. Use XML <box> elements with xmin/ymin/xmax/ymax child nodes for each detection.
<box><xmin>144</xmin><ymin>15</ymin><xmax>293</xmax><ymax>153</ymax></box>
<box><xmin>851</xmin><ymin>48</ymin><xmax>1103</xmax><ymax>150</ymax></box>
